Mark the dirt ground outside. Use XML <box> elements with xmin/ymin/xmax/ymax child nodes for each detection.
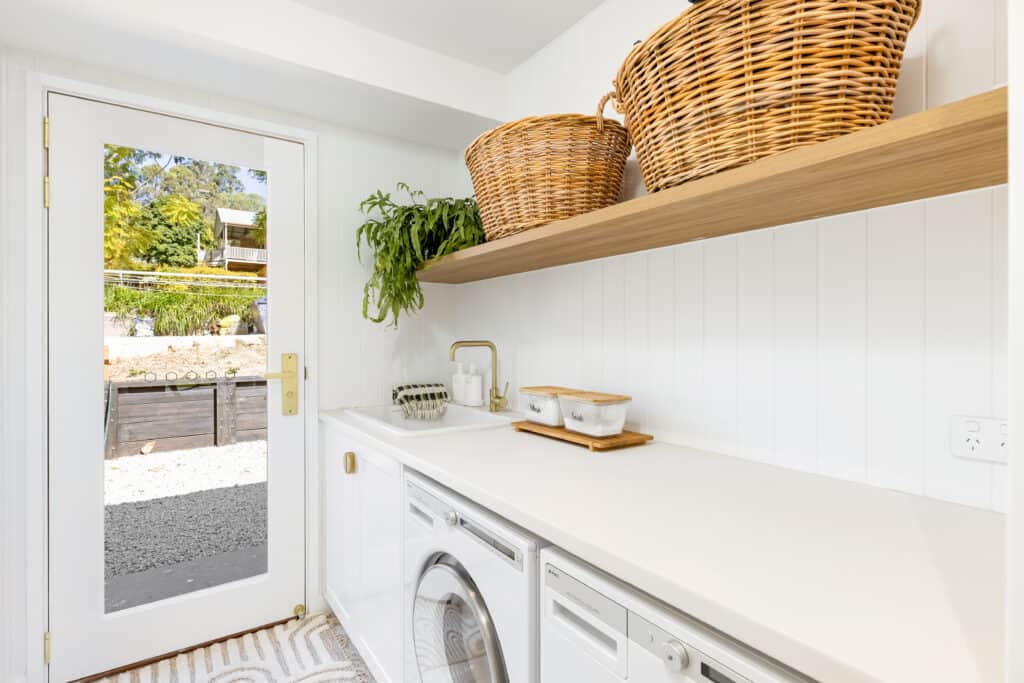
<box><xmin>107</xmin><ymin>335</ymin><xmax>267</xmax><ymax>381</ymax></box>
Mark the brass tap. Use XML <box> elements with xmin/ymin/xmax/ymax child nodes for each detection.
<box><xmin>449</xmin><ymin>340</ymin><xmax>508</xmax><ymax>413</ymax></box>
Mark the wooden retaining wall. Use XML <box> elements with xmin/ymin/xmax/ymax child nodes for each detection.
<box><xmin>105</xmin><ymin>377</ymin><xmax>267</xmax><ymax>458</ymax></box>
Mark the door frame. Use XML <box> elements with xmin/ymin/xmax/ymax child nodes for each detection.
<box><xmin>13</xmin><ymin>69</ymin><xmax>321</xmax><ymax>682</ymax></box>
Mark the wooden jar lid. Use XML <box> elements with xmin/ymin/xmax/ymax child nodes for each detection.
<box><xmin>520</xmin><ymin>386</ymin><xmax>632</xmax><ymax>404</ymax></box>
<box><xmin>558</xmin><ymin>389</ymin><xmax>631</xmax><ymax>405</ymax></box>
<box><xmin>520</xmin><ymin>385</ymin><xmax>576</xmax><ymax>396</ymax></box>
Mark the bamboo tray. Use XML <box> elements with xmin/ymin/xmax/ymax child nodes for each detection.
<box><xmin>512</xmin><ymin>421</ymin><xmax>653</xmax><ymax>452</ymax></box>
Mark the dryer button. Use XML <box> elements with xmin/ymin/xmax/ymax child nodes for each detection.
<box><xmin>662</xmin><ymin>640</ymin><xmax>689</xmax><ymax>672</ymax></box>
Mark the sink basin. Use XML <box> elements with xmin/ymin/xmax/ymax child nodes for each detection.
<box><xmin>345</xmin><ymin>404</ymin><xmax>514</xmax><ymax>437</ymax></box>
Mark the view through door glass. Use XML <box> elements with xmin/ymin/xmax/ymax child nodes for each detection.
<box><xmin>103</xmin><ymin>145</ymin><xmax>270</xmax><ymax>612</ymax></box>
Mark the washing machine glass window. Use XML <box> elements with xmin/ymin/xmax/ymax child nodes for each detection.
<box><xmin>413</xmin><ymin>554</ymin><xmax>510</xmax><ymax>683</ymax></box>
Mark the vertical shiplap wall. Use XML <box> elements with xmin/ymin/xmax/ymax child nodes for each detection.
<box><xmin>450</xmin><ymin>0</ymin><xmax>1008</xmax><ymax>511</ymax></box>
<box><xmin>317</xmin><ymin>133</ymin><xmax>461</xmax><ymax>410</ymax></box>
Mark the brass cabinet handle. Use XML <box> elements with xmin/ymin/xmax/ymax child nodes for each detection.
<box><xmin>344</xmin><ymin>451</ymin><xmax>357</xmax><ymax>475</ymax></box>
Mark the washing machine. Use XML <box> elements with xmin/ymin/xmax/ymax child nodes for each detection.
<box><xmin>404</xmin><ymin>471</ymin><xmax>542</xmax><ymax>683</ymax></box>
<box><xmin>540</xmin><ymin>547</ymin><xmax>810</xmax><ymax>683</ymax></box>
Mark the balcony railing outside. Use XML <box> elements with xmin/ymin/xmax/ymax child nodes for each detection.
<box><xmin>207</xmin><ymin>245</ymin><xmax>268</xmax><ymax>264</ymax></box>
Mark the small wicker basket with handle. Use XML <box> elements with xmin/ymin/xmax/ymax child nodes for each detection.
<box><xmin>611</xmin><ymin>0</ymin><xmax>922</xmax><ymax>193</ymax></box>
<box><xmin>465</xmin><ymin>95</ymin><xmax>631</xmax><ymax>242</ymax></box>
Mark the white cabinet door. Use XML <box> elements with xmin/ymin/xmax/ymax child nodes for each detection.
<box><xmin>323</xmin><ymin>427</ymin><xmax>360</xmax><ymax>625</ymax></box>
<box><xmin>322</xmin><ymin>423</ymin><xmax>403</xmax><ymax>682</ymax></box>
<box><xmin>354</xmin><ymin>444</ymin><xmax>404</xmax><ymax>682</ymax></box>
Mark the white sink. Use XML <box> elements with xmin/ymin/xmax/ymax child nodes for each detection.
<box><xmin>345</xmin><ymin>404</ymin><xmax>514</xmax><ymax>437</ymax></box>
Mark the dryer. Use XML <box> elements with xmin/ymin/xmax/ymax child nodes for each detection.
<box><xmin>540</xmin><ymin>547</ymin><xmax>809</xmax><ymax>683</ymax></box>
<box><xmin>404</xmin><ymin>471</ymin><xmax>542</xmax><ymax>683</ymax></box>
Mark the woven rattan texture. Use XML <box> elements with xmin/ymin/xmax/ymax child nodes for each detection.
<box><xmin>465</xmin><ymin>110</ymin><xmax>631</xmax><ymax>241</ymax></box>
<box><xmin>613</xmin><ymin>0</ymin><xmax>921</xmax><ymax>192</ymax></box>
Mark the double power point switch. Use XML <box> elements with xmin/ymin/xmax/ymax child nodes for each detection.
<box><xmin>951</xmin><ymin>415</ymin><xmax>1008</xmax><ymax>465</ymax></box>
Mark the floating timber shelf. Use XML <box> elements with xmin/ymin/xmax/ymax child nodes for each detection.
<box><xmin>419</xmin><ymin>87</ymin><xmax>1007</xmax><ymax>284</ymax></box>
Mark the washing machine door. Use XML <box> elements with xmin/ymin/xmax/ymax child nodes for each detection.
<box><xmin>413</xmin><ymin>554</ymin><xmax>509</xmax><ymax>683</ymax></box>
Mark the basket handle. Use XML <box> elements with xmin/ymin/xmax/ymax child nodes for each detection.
<box><xmin>908</xmin><ymin>0</ymin><xmax>922</xmax><ymax>30</ymax></box>
<box><xmin>596</xmin><ymin>91</ymin><xmax>624</xmax><ymax>132</ymax></box>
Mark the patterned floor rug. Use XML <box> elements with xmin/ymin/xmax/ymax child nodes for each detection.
<box><xmin>93</xmin><ymin>612</ymin><xmax>374</xmax><ymax>682</ymax></box>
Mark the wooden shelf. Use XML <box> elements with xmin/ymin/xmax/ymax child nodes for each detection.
<box><xmin>419</xmin><ymin>87</ymin><xmax>1007</xmax><ymax>284</ymax></box>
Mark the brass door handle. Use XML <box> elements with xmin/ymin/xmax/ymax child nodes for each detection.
<box><xmin>264</xmin><ymin>352</ymin><xmax>299</xmax><ymax>416</ymax></box>
<box><xmin>344</xmin><ymin>451</ymin><xmax>357</xmax><ymax>474</ymax></box>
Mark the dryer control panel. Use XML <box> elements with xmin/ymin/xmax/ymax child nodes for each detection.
<box><xmin>629</xmin><ymin>611</ymin><xmax>751</xmax><ymax>683</ymax></box>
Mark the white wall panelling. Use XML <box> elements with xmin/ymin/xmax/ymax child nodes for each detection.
<box><xmin>817</xmin><ymin>214</ymin><xmax>868</xmax><ymax>482</ymax></box>
<box><xmin>773</xmin><ymin>223</ymin><xmax>819</xmax><ymax>475</ymax></box>
<box><xmin>991</xmin><ymin>186</ymin><xmax>1010</xmax><ymax>511</ymax></box>
<box><xmin>736</xmin><ymin>231</ymin><xmax>775</xmax><ymax>465</ymax></box>
<box><xmin>1006</xmin><ymin>0</ymin><xmax>1021</xmax><ymax>673</ymax></box>
<box><xmin>700</xmin><ymin>237</ymin><xmax>738</xmax><ymax>457</ymax></box>
<box><xmin>449</xmin><ymin>188</ymin><xmax>1008</xmax><ymax>512</ymax></box>
<box><xmin>0</xmin><ymin>55</ymin><xmax>46</xmax><ymax>683</ymax></box>
<box><xmin>865</xmin><ymin>202</ymin><xmax>927</xmax><ymax>496</ymax></box>
<box><xmin>924</xmin><ymin>192</ymin><xmax>997</xmax><ymax>508</ymax></box>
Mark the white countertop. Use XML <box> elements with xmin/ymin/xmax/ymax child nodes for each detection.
<box><xmin>320</xmin><ymin>408</ymin><xmax>1006</xmax><ymax>683</ymax></box>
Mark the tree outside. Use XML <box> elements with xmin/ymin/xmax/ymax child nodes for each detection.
<box><xmin>103</xmin><ymin>145</ymin><xmax>267</xmax><ymax>270</ymax></box>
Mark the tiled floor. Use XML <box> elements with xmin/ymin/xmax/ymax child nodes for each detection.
<box><xmin>92</xmin><ymin>612</ymin><xmax>374</xmax><ymax>682</ymax></box>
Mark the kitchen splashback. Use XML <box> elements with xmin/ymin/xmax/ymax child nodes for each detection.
<box><xmin>448</xmin><ymin>186</ymin><xmax>1008</xmax><ymax>512</ymax></box>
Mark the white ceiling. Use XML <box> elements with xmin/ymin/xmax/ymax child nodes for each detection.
<box><xmin>293</xmin><ymin>0</ymin><xmax>606</xmax><ymax>73</ymax></box>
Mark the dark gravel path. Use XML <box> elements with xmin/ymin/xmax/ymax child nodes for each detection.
<box><xmin>105</xmin><ymin>482</ymin><xmax>267</xmax><ymax>578</ymax></box>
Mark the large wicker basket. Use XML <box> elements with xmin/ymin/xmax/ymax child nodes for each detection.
<box><xmin>612</xmin><ymin>0</ymin><xmax>922</xmax><ymax>192</ymax></box>
<box><xmin>465</xmin><ymin>100</ymin><xmax>631</xmax><ymax>241</ymax></box>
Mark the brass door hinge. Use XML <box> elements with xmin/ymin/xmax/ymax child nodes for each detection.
<box><xmin>43</xmin><ymin>116</ymin><xmax>50</xmax><ymax>209</ymax></box>
<box><xmin>43</xmin><ymin>631</ymin><xmax>51</xmax><ymax>665</ymax></box>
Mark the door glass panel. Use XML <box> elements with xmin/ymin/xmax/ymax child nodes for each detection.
<box><xmin>413</xmin><ymin>558</ymin><xmax>504</xmax><ymax>682</ymax></box>
<box><xmin>102</xmin><ymin>145</ymin><xmax>269</xmax><ymax>612</ymax></box>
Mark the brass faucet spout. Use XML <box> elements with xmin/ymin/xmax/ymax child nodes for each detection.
<box><xmin>448</xmin><ymin>340</ymin><xmax>507</xmax><ymax>412</ymax></box>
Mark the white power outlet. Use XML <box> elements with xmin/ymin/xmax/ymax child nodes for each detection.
<box><xmin>951</xmin><ymin>415</ymin><xmax>1008</xmax><ymax>465</ymax></box>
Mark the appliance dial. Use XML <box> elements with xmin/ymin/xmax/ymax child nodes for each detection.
<box><xmin>444</xmin><ymin>511</ymin><xmax>459</xmax><ymax>527</ymax></box>
<box><xmin>662</xmin><ymin>640</ymin><xmax>689</xmax><ymax>672</ymax></box>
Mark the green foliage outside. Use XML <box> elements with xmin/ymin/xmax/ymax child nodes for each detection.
<box><xmin>252</xmin><ymin>207</ymin><xmax>267</xmax><ymax>248</ymax></box>
<box><xmin>357</xmin><ymin>183</ymin><xmax>484</xmax><ymax>327</ymax></box>
<box><xmin>139</xmin><ymin>195</ymin><xmax>211</xmax><ymax>267</ymax></box>
<box><xmin>104</xmin><ymin>147</ymin><xmax>154</xmax><ymax>268</ymax></box>
<box><xmin>105</xmin><ymin>282</ymin><xmax>264</xmax><ymax>337</ymax></box>
<box><xmin>142</xmin><ymin>264</ymin><xmax>261</xmax><ymax>278</ymax></box>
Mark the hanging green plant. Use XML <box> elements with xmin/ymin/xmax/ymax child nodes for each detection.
<box><xmin>356</xmin><ymin>182</ymin><xmax>484</xmax><ymax>326</ymax></box>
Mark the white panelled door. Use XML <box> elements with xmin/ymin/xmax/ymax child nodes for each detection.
<box><xmin>47</xmin><ymin>93</ymin><xmax>306</xmax><ymax>681</ymax></box>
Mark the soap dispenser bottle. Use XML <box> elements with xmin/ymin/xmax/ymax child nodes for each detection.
<box><xmin>452</xmin><ymin>362</ymin><xmax>467</xmax><ymax>405</ymax></box>
<box><xmin>465</xmin><ymin>363</ymin><xmax>484</xmax><ymax>407</ymax></box>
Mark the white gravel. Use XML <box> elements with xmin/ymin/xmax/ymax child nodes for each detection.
<box><xmin>104</xmin><ymin>441</ymin><xmax>267</xmax><ymax>505</ymax></box>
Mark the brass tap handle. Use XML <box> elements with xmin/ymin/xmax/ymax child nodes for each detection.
<box><xmin>490</xmin><ymin>382</ymin><xmax>510</xmax><ymax>412</ymax></box>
